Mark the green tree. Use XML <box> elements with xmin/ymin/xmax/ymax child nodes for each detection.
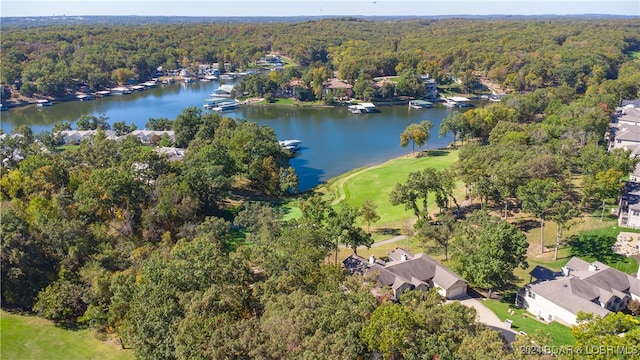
<box><xmin>450</xmin><ymin>211</ymin><xmax>528</xmax><ymax>296</ymax></box>
<box><xmin>517</xmin><ymin>178</ymin><xmax>563</xmax><ymax>253</ymax></box>
<box><xmin>327</xmin><ymin>203</ymin><xmax>372</xmax><ymax>256</ymax></box>
<box><xmin>583</xmin><ymin>168</ymin><xmax>624</xmax><ymax>221</ymax></box>
<box><xmin>361</xmin><ymin>199</ymin><xmax>380</xmax><ymax>232</ymax></box>
<box><xmin>360</xmin><ymin>301</ymin><xmax>417</xmax><ymax>360</ymax></box>
<box><xmin>416</xmin><ymin>212</ymin><xmax>456</xmax><ymax>260</ymax></box>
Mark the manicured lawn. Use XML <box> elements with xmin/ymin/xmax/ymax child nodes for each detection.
<box><xmin>482</xmin><ymin>299</ymin><xmax>576</xmax><ymax>346</ymax></box>
<box><xmin>322</xmin><ymin>149</ymin><xmax>461</xmax><ymax>228</ymax></box>
<box><xmin>1</xmin><ymin>310</ymin><xmax>133</xmax><ymax>360</ymax></box>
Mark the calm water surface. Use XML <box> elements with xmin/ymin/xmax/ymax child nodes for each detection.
<box><xmin>1</xmin><ymin>81</ymin><xmax>474</xmax><ymax>190</ymax></box>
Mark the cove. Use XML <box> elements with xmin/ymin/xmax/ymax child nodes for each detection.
<box><xmin>0</xmin><ymin>80</ymin><xmax>476</xmax><ymax>191</ymax></box>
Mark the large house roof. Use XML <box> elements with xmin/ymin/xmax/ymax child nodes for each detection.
<box><xmin>527</xmin><ymin>256</ymin><xmax>640</xmax><ymax>319</ymax></box>
<box><xmin>343</xmin><ymin>249</ymin><xmax>466</xmax><ymax>296</ymax></box>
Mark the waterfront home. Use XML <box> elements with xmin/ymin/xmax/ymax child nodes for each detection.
<box><xmin>156</xmin><ymin>146</ymin><xmax>186</xmax><ymax>161</ymax></box>
<box><xmin>322</xmin><ymin>78</ymin><xmax>353</xmax><ymax>98</ymax></box>
<box><xmin>517</xmin><ymin>257</ymin><xmax>640</xmax><ymax>325</ymax></box>
<box><xmin>343</xmin><ymin>248</ymin><xmax>468</xmax><ymax>300</ymax></box>
<box><xmin>420</xmin><ymin>75</ymin><xmax>438</xmax><ymax>99</ymax></box>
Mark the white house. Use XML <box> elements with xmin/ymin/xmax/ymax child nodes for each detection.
<box><xmin>517</xmin><ymin>257</ymin><xmax>640</xmax><ymax>325</ymax></box>
<box><xmin>343</xmin><ymin>248</ymin><xmax>468</xmax><ymax>300</ymax></box>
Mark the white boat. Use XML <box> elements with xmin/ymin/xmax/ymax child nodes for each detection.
<box><xmin>409</xmin><ymin>100</ymin><xmax>433</xmax><ymax>109</ymax></box>
<box><xmin>111</xmin><ymin>86</ymin><xmax>132</xmax><ymax>95</ymax></box>
<box><xmin>203</xmin><ymin>97</ymin><xmax>237</xmax><ymax>110</ymax></box>
<box><xmin>36</xmin><ymin>99</ymin><xmax>53</xmax><ymax>107</ymax></box>
<box><xmin>76</xmin><ymin>94</ymin><xmax>95</xmax><ymax>101</ymax></box>
<box><xmin>219</xmin><ymin>74</ymin><xmax>236</xmax><ymax>80</ymax></box>
<box><xmin>279</xmin><ymin>139</ymin><xmax>302</xmax><ymax>152</ymax></box>
<box><xmin>183</xmin><ymin>77</ymin><xmax>195</xmax><ymax>83</ymax></box>
<box><xmin>204</xmin><ymin>75</ymin><xmax>219</xmax><ymax>80</ymax></box>
<box><xmin>348</xmin><ymin>102</ymin><xmax>377</xmax><ymax>114</ymax></box>
<box><xmin>209</xmin><ymin>103</ymin><xmax>239</xmax><ymax>112</ymax></box>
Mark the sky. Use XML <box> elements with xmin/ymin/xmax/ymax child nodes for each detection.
<box><xmin>2</xmin><ymin>0</ymin><xmax>639</xmax><ymax>17</ymax></box>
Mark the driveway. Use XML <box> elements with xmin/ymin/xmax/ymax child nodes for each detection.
<box><xmin>449</xmin><ymin>295</ymin><xmax>518</xmax><ymax>343</ymax></box>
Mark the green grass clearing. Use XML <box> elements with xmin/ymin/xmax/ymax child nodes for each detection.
<box><xmin>482</xmin><ymin>299</ymin><xmax>576</xmax><ymax>346</ymax></box>
<box><xmin>321</xmin><ymin>150</ymin><xmax>460</xmax><ymax>227</ymax></box>
<box><xmin>1</xmin><ymin>310</ymin><xmax>133</xmax><ymax>360</ymax></box>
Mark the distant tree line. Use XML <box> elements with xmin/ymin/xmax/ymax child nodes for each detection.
<box><xmin>1</xmin><ymin>18</ymin><xmax>639</xmax><ymax>98</ymax></box>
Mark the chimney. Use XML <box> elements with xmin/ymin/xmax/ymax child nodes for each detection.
<box><xmin>369</xmin><ymin>255</ymin><xmax>376</xmax><ymax>264</ymax></box>
<box><xmin>562</xmin><ymin>266</ymin><xmax>570</xmax><ymax>277</ymax></box>
<box><xmin>401</xmin><ymin>253</ymin><xmax>408</xmax><ymax>261</ymax></box>
<box><xmin>588</xmin><ymin>263</ymin><xmax>598</xmax><ymax>272</ymax></box>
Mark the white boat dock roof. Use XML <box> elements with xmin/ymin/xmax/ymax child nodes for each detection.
<box><xmin>447</xmin><ymin>96</ymin><xmax>470</xmax><ymax>102</ymax></box>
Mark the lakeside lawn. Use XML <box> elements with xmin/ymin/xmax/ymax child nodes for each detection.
<box><xmin>1</xmin><ymin>310</ymin><xmax>133</xmax><ymax>360</ymax></box>
<box><xmin>482</xmin><ymin>299</ymin><xmax>576</xmax><ymax>346</ymax></box>
<box><xmin>320</xmin><ymin>149</ymin><xmax>461</xmax><ymax>228</ymax></box>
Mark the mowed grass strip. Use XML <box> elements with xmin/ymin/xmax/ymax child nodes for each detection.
<box><xmin>1</xmin><ymin>310</ymin><xmax>133</xmax><ymax>360</ymax></box>
<box><xmin>322</xmin><ymin>149</ymin><xmax>460</xmax><ymax>227</ymax></box>
<box><xmin>482</xmin><ymin>299</ymin><xmax>576</xmax><ymax>346</ymax></box>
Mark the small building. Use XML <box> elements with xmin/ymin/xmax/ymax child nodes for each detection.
<box><xmin>343</xmin><ymin>248</ymin><xmax>468</xmax><ymax>300</ymax></box>
<box><xmin>420</xmin><ymin>75</ymin><xmax>438</xmax><ymax>99</ymax></box>
<box><xmin>517</xmin><ymin>257</ymin><xmax>640</xmax><ymax>325</ymax></box>
<box><xmin>58</xmin><ymin>130</ymin><xmax>117</xmax><ymax>145</ymax></box>
<box><xmin>322</xmin><ymin>78</ymin><xmax>353</xmax><ymax>98</ymax></box>
<box><xmin>127</xmin><ymin>130</ymin><xmax>175</xmax><ymax>145</ymax></box>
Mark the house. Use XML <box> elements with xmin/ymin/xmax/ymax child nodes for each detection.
<box><xmin>342</xmin><ymin>248</ymin><xmax>468</xmax><ymax>300</ymax></box>
<box><xmin>517</xmin><ymin>257</ymin><xmax>640</xmax><ymax>325</ymax></box>
<box><xmin>420</xmin><ymin>75</ymin><xmax>438</xmax><ymax>99</ymax></box>
<box><xmin>127</xmin><ymin>130</ymin><xmax>175</xmax><ymax>145</ymax></box>
<box><xmin>322</xmin><ymin>78</ymin><xmax>353</xmax><ymax>98</ymax></box>
<box><xmin>618</xmin><ymin>180</ymin><xmax>640</xmax><ymax>228</ymax></box>
<box><xmin>58</xmin><ymin>130</ymin><xmax>117</xmax><ymax>145</ymax></box>
<box><xmin>156</xmin><ymin>147</ymin><xmax>186</xmax><ymax>161</ymax></box>
<box><xmin>608</xmin><ymin>125</ymin><xmax>640</xmax><ymax>154</ymax></box>
<box><xmin>211</xmin><ymin>84</ymin><xmax>234</xmax><ymax>97</ymax></box>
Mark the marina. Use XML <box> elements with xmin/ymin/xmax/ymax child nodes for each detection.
<box><xmin>2</xmin><ymin>80</ymin><xmax>477</xmax><ymax>191</ymax></box>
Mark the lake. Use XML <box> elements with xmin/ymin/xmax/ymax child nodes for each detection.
<box><xmin>0</xmin><ymin>80</ymin><xmax>475</xmax><ymax>190</ymax></box>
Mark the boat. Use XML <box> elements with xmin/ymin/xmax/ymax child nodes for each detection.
<box><xmin>348</xmin><ymin>102</ymin><xmax>377</xmax><ymax>114</ymax></box>
<box><xmin>209</xmin><ymin>103</ymin><xmax>239</xmax><ymax>112</ymax></box>
<box><xmin>36</xmin><ymin>99</ymin><xmax>53</xmax><ymax>107</ymax></box>
<box><xmin>409</xmin><ymin>100</ymin><xmax>433</xmax><ymax>109</ymax></box>
<box><xmin>204</xmin><ymin>75</ymin><xmax>219</xmax><ymax>80</ymax></box>
<box><xmin>219</xmin><ymin>74</ymin><xmax>236</xmax><ymax>80</ymax></box>
<box><xmin>111</xmin><ymin>86</ymin><xmax>132</xmax><ymax>95</ymax></box>
<box><xmin>76</xmin><ymin>94</ymin><xmax>95</xmax><ymax>101</ymax></box>
<box><xmin>95</xmin><ymin>90</ymin><xmax>111</xmax><ymax>97</ymax></box>
<box><xmin>183</xmin><ymin>77</ymin><xmax>195</xmax><ymax>83</ymax></box>
<box><xmin>203</xmin><ymin>97</ymin><xmax>237</xmax><ymax>110</ymax></box>
<box><xmin>279</xmin><ymin>139</ymin><xmax>302</xmax><ymax>152</ymax></box>
<box><xmin>130</xmin><ymin>85</ymin><xmax>146</xmax><ymax>92</ymax></box>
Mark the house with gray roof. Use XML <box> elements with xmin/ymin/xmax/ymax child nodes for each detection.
<box><xmin>517</xmin><ymin>257</ymin><xmax>640</xmax><ymax>325</ymax></box>
<box><xmin>343</xmin><ymin>248</ymin><xmax>468</xmax><ymax>300</ymax></box>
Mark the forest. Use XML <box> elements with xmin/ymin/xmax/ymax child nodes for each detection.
<box><xmin>2</xmin><ymin>17</ymin><xmax>640</xmax><ymax>360</ymax></box>
<box><xmin>2</xmin><ymin>18</ymin><xmax>640</xmax><ymax>99</ymax></box>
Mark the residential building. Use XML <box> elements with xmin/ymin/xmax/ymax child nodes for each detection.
<box><xmin>517</xmin><ymin>257</ymin><xmax>640</xmax><ymax>325</ymax></box>
<box><xmin>343</xmin><ymin>248</ymin><xmax>468</xmax><ymax>300</ymax></box>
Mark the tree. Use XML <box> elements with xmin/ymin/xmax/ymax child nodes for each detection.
<box><xmin>583</xmin><ymin>168</ymin><xmax>624</xmax><ymax>221</ymax></box>
<box><xmin>517</xmin><ymin>178</ymin><xmax>563</xmax><ymax>253</ymax></box>
<box><xmin>360</xmin><ymin>301</ymin><xmax>417</xmax><ymax>360</ymax></box>
<box><xmin>572</xmin><ymin>312</ymin><xmax>640</xmax><ymax>360</ymax></box>
<box><xmin>360</xmin><ymin>199</ymin><xmax>380</xmax><ymax>232</ymax></box>
<box><xmin>549</xmin><ymin>200</ymin><xmax>582</xmax><ymax>260</ymax></box>
<box><xmin>440</xmin><ymin>111</ymin><xmax>469</xmax><ymax>146</ymax></box>
<box><xmin>75</xmin><ymin>114</ymin><xmax>111</xmax><ymax>131</ymax></box>
<box><xmin>450</xmin><ymin>211</ymin><xmax>528</xmax><ymax>296</ymax></box>
<box><xmin>416</xmin><ymin>212</ymin><xmax>456</xmax><ymax>260</ymax></box>
<box><xmin>326</xmin><ymin>204</ymin><xmax>372</xmax><ymax>256</ymax></box>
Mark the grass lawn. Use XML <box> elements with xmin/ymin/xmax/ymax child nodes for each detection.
<box><xmin>482</xmin><ymin>299</ymin><xmax>576</xmax><ymax>346</ymax></box>
<box><xmin>321</xmin><ymin>149</ymin><xmax>461</xmax><ymax>228</ymax></box>
<box><xmin>1</xmin><ymin>310</ymin><xmax>133</xmax><ymax>360</ymax></box>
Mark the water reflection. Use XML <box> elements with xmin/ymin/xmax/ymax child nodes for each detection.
<box><xmin>1</xmin><ymin>81</ymin><xmax>477</xmax><ymax>190</ymax></box>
